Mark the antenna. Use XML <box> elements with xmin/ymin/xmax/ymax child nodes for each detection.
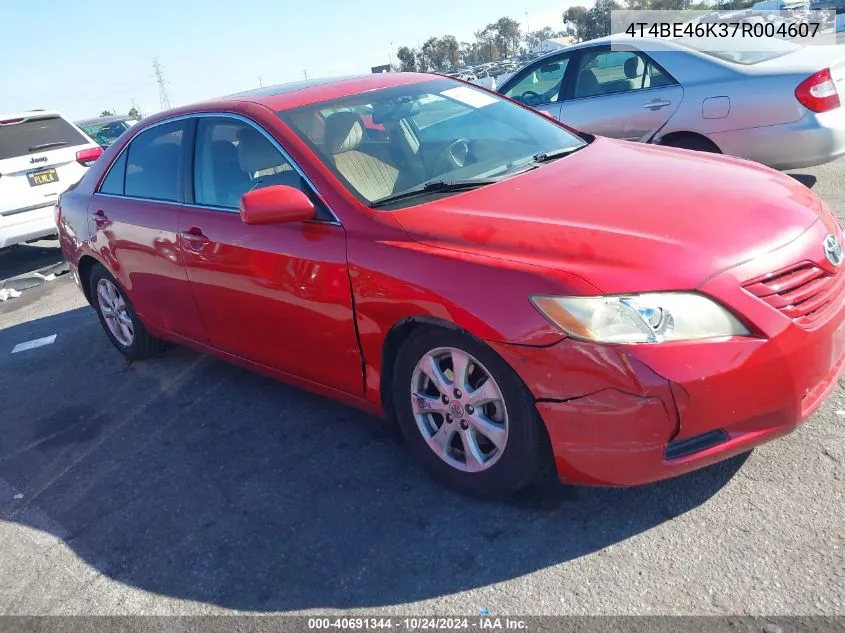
<box><xmin>153</xmin><ymin>57</ymin><xmax>172</xmax><ymax>111</ymax></box>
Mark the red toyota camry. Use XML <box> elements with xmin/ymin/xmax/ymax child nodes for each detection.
<box><xmin>57</xmin><ymin>73</ymin><xmax>845</xmax><ymax>498</ymax></box>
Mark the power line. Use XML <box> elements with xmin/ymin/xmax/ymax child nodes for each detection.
<box><xmin>152</xmin><ymin>57</ymin><xmax>172</xmax><ymax>111</ymax></box>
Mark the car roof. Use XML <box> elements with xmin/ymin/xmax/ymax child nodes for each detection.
<box><xmin>516</xmin><ymin>34</ymin><xmax>707</xmax><ymax>68</ymax></box>
<box><xmin>217</xmin><ymin>72</ymin><xmax>439</xmax><ymax>112</ymax></box>
<box><xmin>76</xmin><ymin>114</ymin><xmax>135</xmax><ymax>126</ymax></box>
<box><xmin>0</xmin><ymin>110</ymin><xmax>65</xmax><ymax>122</ymax></box>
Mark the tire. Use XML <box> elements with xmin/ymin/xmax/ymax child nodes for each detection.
<box><xmin>89</xmin><ymin>263</ymin><xmax>164</xmax><ymax>360</ymax></box>
<box><xmin>392</xmin><ymin>326</ymin><xmax>549</xmax><ymax>499</ymax></box>
<box><xmin>660</xmin><ymin>134</ymin><xmax>721</xmax><ymax>154</ymax></box>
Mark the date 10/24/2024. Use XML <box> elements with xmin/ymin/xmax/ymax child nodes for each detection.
<box><xmin>307</xmin><ymin>617</ymin><xmax>529</xmax><ymax>630</ymax></box>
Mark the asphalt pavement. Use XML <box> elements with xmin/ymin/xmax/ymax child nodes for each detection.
<box><xmin>0</xmin><ymin>159</ymin><xmax>843</xmax><ymax>616</ymax></box>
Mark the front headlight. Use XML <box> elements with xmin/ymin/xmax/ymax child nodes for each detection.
<box><xmin>530</xmin><ymin>293</ymin><xmax>749</xmax><ymax>344</ymax></box>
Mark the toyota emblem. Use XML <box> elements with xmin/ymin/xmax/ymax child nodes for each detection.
<box><xmin>823</xmin><ymin>234</ymin><xmax>843</xmax><ymax>267</ymax></box>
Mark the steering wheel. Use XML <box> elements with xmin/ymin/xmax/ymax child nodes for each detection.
<box><xmin>520</xmin><ymin>90</ymin><xmax>543</xmax><ymax>107</ymax></box>
<box><xmin>435</xmin><ymin>138</ymin><xmax>471</xmax><ymax>172</ymax></box>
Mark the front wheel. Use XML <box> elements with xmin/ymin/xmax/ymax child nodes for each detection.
<box><xmin>392</xmin><ymin>327</ymin><xmax>549</xmax><ymax>498</ymax></box>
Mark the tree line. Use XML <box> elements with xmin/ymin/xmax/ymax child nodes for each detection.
<box><xmin>395</xmin><ymin>0</ymin><xmax>758</xmax><ymax>72</ymax></box>
<box><xmin>100</xmin><ymin>107</ymin><xmax>142</xmax><ymax>119</ymax></box>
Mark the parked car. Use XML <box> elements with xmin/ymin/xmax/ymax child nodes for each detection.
<box><xmin>76</xmin><ymin>114</ymin><xmax>139</xmax><ymax>150</ymax></box>
<box><xmin>497</xmin><ymin>34</ymin><xmax>845</xmax><ymax>170</ymax></box>
<box><xmin>751</xmin><ymin>0</ymin><xmax>809</xmax><ymax>18</ymax></box>
<box><xmin>810</xmin><ymin>0</ymin><xmax>845</xmax><ymax>11</ymax></box>
<box><xmin>0</xmin><ymin>110</ymin><xmax>103</xmax><ymax>249</ymax></box>
<box><xmin>59</xmin><ymin>73</ymin><xmax>845</xmax><ymax>498</ymax></box>
<box><xmin>446</xmin><ymin>72</ymin><xmax>478</xmax><ymax>82</ymax></box>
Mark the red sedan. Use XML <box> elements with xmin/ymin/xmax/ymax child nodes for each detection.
<box><xmin>57</xmin><ymin>73</ymin><xmax>845</xmax><ymax>498</ymax></box>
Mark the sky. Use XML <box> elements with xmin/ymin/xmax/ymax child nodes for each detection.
<box><xmin>2</xmin><ymin>0</ymin><xmax>580</xmax><ymax>121</ymax></box>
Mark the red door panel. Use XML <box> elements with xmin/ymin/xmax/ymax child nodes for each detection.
<box><xmin>89</xmin><ymin>194</ymin><xmax>209</xmax><ymax>343</ymax></box>
<box><xmin>177</xmin><ymin>207</ymin><xmax>362</xmax><ymax>394</ymax></box>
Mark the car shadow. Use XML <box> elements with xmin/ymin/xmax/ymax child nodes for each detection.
<box><xmin>788</xmin><ymin>173</ymin><xmax>818</xmax><ymax>189</ymax></box>
<box><xmin>0</xmin><ymin>239</ymin><xmax>63</xmax><ymax>283</ymax></box>
<box><xmin>0</xmin><ymin>306</ymin><xmax>747</xmax><ymax>611</ymax></box>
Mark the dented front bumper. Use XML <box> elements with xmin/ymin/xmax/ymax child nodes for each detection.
<box><xmin>489</xmin><ymin>318</ymin><xmax>845</xmax><ymax>486</ymax></box>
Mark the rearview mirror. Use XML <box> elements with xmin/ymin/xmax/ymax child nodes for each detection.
<box><xmin>540</xmin><ymin>63</ymin><xmax>561</xmax><ymax>74</ymax></box>
<box><xmin>240</xmin><ymin>185</ymin><xmax>316</xmax><ymax>225</ymax></box>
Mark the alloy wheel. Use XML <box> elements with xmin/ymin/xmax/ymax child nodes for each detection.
<box><xmin>96</xmin><ymin>278</ymin><xmax>134</xmax><ymax>347</ymax></box>
<box><xmin>410</xmin><ymin>346</ymin><xmax>509</xmax><ymax>472</ymax></box>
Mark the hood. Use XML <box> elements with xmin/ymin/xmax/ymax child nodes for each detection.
<box><xmin>391</xmin><ymin>138</ymin><xmax>824</xmax><ymax>294</ymax></box>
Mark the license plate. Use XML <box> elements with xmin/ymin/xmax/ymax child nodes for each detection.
<box><xmin>27</xmin><ymin>168</ymin><xmax>58</xmax><ymax>187</ymax></box>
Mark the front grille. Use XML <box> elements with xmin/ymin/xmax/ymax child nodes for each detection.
<box><xmin>743</xmin><ymin>261</ymin><xmax>845</xmax><ymax>327</ymax></box>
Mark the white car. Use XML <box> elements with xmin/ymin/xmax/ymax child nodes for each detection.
<box><xmin>0</xmin><ymin>111</ymin><xmax>103</xmax><ymax>249</ymax></box>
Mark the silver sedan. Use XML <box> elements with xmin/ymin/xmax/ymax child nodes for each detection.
<box><xmin>497</xmin><ymin>35</ymin><xmax>845</xmax><ymax>169</ymax></box>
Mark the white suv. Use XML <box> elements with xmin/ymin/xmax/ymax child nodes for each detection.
<box><xmin>0</xmin><ymin>111</ymin><xmax>103</xmax><ymax>249</ymax></box>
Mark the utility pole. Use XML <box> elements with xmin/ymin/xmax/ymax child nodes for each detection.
<box><xmin>258</xmin><ymin>76</ymin><xmax>264</xmax><ymax>87</ymax></box>
<box><xmin>525</xmin><ymin>11</ymin><xmax>530</xmax><ymax>35</ymax></box>
<box><xmin>388</xmin><ymin>41</ymin><xmax>393</xmax><ymax>69</ymax></box>
<box><xmin>303</xmin><ymin>70</ymin><xmax>308</xmax><ymax>80</ymax></box>
<box><xmin>153</xmin><ymin>57</ymin><xmax>172</xmax><ymax>111</ymax></box>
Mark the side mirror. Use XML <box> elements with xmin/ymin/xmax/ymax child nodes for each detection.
<box><xmin>240</xmin><ymin>185</ymin><xmax>316</xmax><ymax>226</ymax></box>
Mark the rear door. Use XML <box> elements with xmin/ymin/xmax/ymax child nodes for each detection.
<box><xmin>559</xmin><ymin>47</ymin><xmax>683</xmax><ymax>141</ymax></box>
<box><xmin>178</xmin><ymin>114</ymin><xmax>361</xmax><ymax>393</ymax></box>
<box><xmin>89</xmin><ymin>119</ymin><xmax>209</xmax><ymax>343</ymax></box>
<box><xmin>0</xmin><ymin>113</ymin><xmax>98</xmax><ymax>228</ymax></box>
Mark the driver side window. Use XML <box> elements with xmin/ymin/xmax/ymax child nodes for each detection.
<box><xmin>193</xmin><ymin>117</ymin><xmax>305</xmax><ymax>209</ymax></box>
<box><xmin>504</xmin><ymin>57</ymin><xmax>569</xmax><ymax>106</ymax></box>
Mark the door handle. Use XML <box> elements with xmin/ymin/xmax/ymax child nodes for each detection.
<box><xmin>180</xmin><ymin>227</ymin><xmax>210</xmax><ymax>250</ymax></box>
<box><xmin>643</xmin><ymin>99</ymin><xmax>672</xmax><ymax>110</ymax></box>
<box><xmin>92</xmin><ymin>208</ymin><xmax>108</xmax><ymax>228</ymax></box>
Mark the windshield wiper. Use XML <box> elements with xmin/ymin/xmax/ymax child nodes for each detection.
<box><xmin>532</xmin><ymin>145</ymin><xmax>585</xmax><ymax>163</ymax></box>
<box><xmin>369</xmin><ymin>178</ymin><xmax>498</xmax><ymax>208</ymax></box>
<box><xmin>28</xmin><ymin>141</ymin><xmax>69</xmax><ymax>152</ymax></box>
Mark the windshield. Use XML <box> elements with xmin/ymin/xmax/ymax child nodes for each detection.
<box><xmin>280</xmin><ymin>78</ymin><xmax>587</xmax><ymax>208</ymax></box>
<box><xmin>672</xmin><ymin>36</ymin><xmax>800</xmax><ymax>64</ymax></box>
<box><xmin>81</xmin><ymin>119</ymin><xmax>136</xmax><ymax>148</ymax></box>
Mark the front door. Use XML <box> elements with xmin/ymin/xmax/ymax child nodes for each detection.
<box><xmin>90</xmin><ymin>119</ymin><xmax>209</xmax><ymax>343</ymax></box>
<box><xmin>559</xmin><ymin>48</ymin><xmax>683</xmax><ymax>141</ymax></box>
<box><xmin>500</xmin><ymin>53</ymin><xmax>572</xmax><ymax>120</ymax></box>
<box><xmin>178</xmin><ymin>115</ymin><xmax>362</xmax><ymax>394</ymax></box>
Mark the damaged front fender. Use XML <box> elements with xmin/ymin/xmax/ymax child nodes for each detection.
<box><xmin>489</xmin><ymin>337</ymin><xmax>683</xmax><ymax>486</ymax></box>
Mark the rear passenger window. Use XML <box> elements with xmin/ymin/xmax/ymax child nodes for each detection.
<box><xmin>99</xmin><ymin>151</ymin><xmax>127</xmax><ymax>195</ymax></box>
<box><xmin>573</xmin><ymin>50</ymin><xmax>676</xmax><ymax>98</ymax></box>
<box><xmin>124</xmin><ymin>121</ymin><xmax>186</xmax><ymax>202</ymax></box>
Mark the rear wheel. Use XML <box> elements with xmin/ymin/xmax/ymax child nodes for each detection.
<box><xmin>89</xmin><ymin>264</ymin><xmax>163</xmax><ymax>360</ymax></box>
<box><xmin>392</xmin><ymin>327</ymin><xmax>549</xmax><ymax>498</ymax></box>
<box><xmin>660</xmin><ymin>134</ymin><xmax>721</xmax><ymax>154</ymax></box>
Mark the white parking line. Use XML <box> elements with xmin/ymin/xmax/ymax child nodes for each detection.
<box><xmin>11</xmin><ymin>334</ymin><xmax>57</xmax><ymax>354</ymax></box>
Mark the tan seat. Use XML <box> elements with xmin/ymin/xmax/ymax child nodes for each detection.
<box><xmin>324</xmin><ymin>112</ymin><xmax>398</xmax><ymax>202</ymax></box>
